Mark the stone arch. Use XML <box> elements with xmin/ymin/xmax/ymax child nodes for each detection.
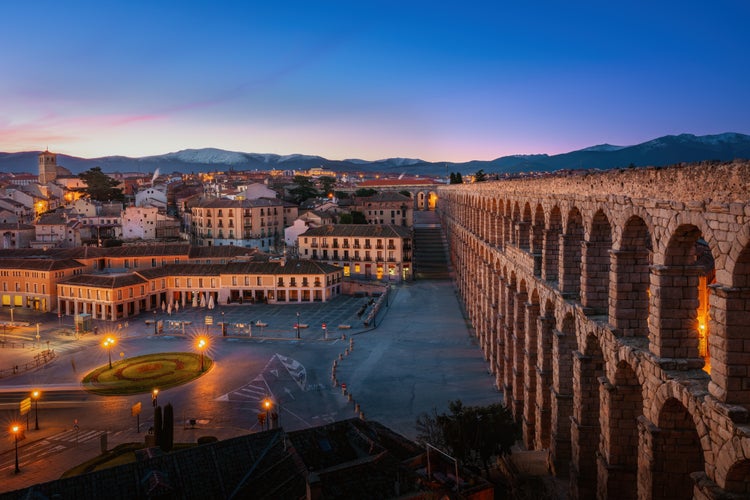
<box><xmin>598</xmin><ymin>359</ymin><xmax>642</xmax><ymax>500</ymax></box>
<box><xmin>519</xmin><ymin>202</ymin><xmax>532</xmax><ymax>250</ymax></box>
<box><xmin>531</xmin><ymin>204</ymin><xmax>545</xmax><ymax>275</ymax></box>
<box><xmin>583</xmin><ymin>210</ymin><xmax>612</xmax><ymax>315</ymax></box>
<box><xmin>611</xmin><ymin>215</ymin><xmax>652</xmax><ymax>337</ymax></box>
<box><xmin>523</xmin><ymin>288</ymin><xmax>541</xmax><ymax>447</ymax></box>
<box><xmin>651</xmin><ymin>398</ymin><xmax>705</xmax><ymax>500</ymax></box>
<box><xmin>551</xmin><ymin>312</ymin><xmax>576</xmax><ymax>475</ymax></box>
<box><xmin>511</xmin><ymin>278</ymin><xmax>529</xmax><ymax>421</ymax></box>
<box><xmin>571</xmin><ymin>333</ymin><xmax>605</xmax><ymax>499</ymax></box>
<box><xmin>650</xmin><ymin>223</ymin><xmax>715</xmax><ymax>365</ymax></box>
<box><xmin>535</xmin><ymin>298</ymin><xmax>556</xmax><ymax>450</ymax></box>
<box><xmin>561</xmin><ymin>207</ymin><xmax>584</xmax><ymax>300</ymax></box>
<box><xmin>543</xmin><ymin>205</ymin><xmax>563</xmax><ymax>282</ymax></box>
<box><xmin>511</xmin><ymin>201</ymin><xmax>522</xmax><ymax>247</ymax></box>
<box><xmin>725</xmin><ymin>460</ymin><xmax>750</xmax><ymax>494</ymax></box>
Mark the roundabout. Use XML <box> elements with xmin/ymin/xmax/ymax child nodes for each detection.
<box><xmin>81</xmin><ymin>352</ymin><xmax>213</xmax><ymax>396</ymax></box>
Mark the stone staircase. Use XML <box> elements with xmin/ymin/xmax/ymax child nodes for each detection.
<box><xmin>413</xmin><ymin>211</ymin><xmax>451</xmax><ymax>280</ymax></box>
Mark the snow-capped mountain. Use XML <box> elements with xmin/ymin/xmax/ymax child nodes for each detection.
<box><xmin>0</xmin><ymin>132</ymin><xmax>748</xmax><ymax>176</ymax></box>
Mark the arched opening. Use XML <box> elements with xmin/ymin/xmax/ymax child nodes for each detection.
<box><xmin>531</xmin><ymin>204</ymin><xmax>545</xmax><ymax>276</ymax></box>
<box><xmin>551</xmin><ymin>313</ymin><xmax>576</xmax><ymax>475</ymax></box>
<box><xmin>583</xmin><ymin>210</ymin><xmax>612</xmax><ymax>315</ymax></box>
<box><xmin>571</xmin><ymin>334</ymin><xmax>604</xmax><ymax>499</ymax></box>
<box><xmin>523</xmin><ymin>288</ymin><xmax>540</xmax><ymax>447</ymax></box>
<box><xmin>725</xmin><ymin>459</ymin><xmax>750</xmax><ymax>494</ymax></box>
<box><xmin>695</xmin><ymin>238</ymin><xmax>715</xmax><ymax>372</ymax></box>
<box><xmin>535</xmin><ymin>299</ymin><xmax>555</xmax><ymax>450</ymax></box>
<box><xmin>543</xmin><ymin>206</ymin><xmax>562</xmax><ymax>282</ymax></box>
<box><xmin>511</xmin><ymin>278</ymin><xmax>528</xmax><ymax>421</ymax></box>
<box><xmin>711</xmin><ymin>243</ymin><xmax>750</xmax><ymax>406</ymax></box>
<box><xmin>519</xmin><ymin>202</ymin><xmax>532</xmax><ymax>250</ymax></box>
<box><xmin>561</xmin><ymin>208</ymin><xmax>584</xmax><ymax>300</ymax></box>
<box><xmin>613</xmin><ymin>216</ymin><xmax>652</xmax><ymax>337</ymax></box>
<box><xmin>652</xmin><ymin>398</ymin><xmax>704</xmax><ymax>500</ymax></box>
<box><xmin>653</xmin><ymin>224</ymin><xmax>714</xmax><ymax>364</ymax></box>
<box><xmin>512</xmin><ymin>202</ymin><xmax>521</xmax><ymax>247</ymax></box>
<box><xmin>601</xmin><ymin>360</ymin><xmax>642</xmax><ymax>499</ymax></box>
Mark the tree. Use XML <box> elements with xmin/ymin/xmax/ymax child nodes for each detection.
<box><xmin>78</xmin><ymin>167</ymin><xmax>125</xmax><ymax>202</ymax></box>
<box><xmin>416</xmin><ymin>400</ymin><xmax>519</xmax><ymax>477</ymax></box>
<box><xmin>318</xmin><ymin>176</ymin><xmax>336</xmax><ymax>196</ymax></box>
<box><xmin>449</xmin><ymin>172</ymin><xmax>463</xmax><ymax>184</ymax></box>
<box><xmin>354</xmin><ymin>188</ymin><xmax>378</xmax><ymax>197</ymax></box>
<box><xmin>351</xmin><ymin>211</ymin><xmax>367</xmax><ymax>224</ymax></box>
<box><xmin>338</xmin><ymin>213</ymin><xmax>354</xmax><ymax>224</ymax></box>
<box><xmin>289</xmin><ymin>175</ymin><xmax>318</xmax><ymax>203</ymax></box>
<box><xmin>473</xmin><ymin>169</ymin><xmax>487</xmax><ymax>183</ymax></box>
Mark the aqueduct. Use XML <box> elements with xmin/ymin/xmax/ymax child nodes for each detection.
<box><xmin>437</xmin><ymin>161</ymin><xmax>750</xmax><ymax>499</ymax></box>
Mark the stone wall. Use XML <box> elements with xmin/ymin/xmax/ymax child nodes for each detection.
<box><xmin>438</xmin><ymin>161</ymin><xmax>750</xmax><ymax>499</ymax></box>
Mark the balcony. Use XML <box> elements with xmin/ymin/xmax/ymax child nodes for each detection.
<box><xmin>311</xmin><ymin>242</ymin><xmax>319</xmax><ymax>248</ymax></box>
<box><xmin>388</xmin><ymin>244</ymin><xmax>396</xmax><ymax>250</ymax></box>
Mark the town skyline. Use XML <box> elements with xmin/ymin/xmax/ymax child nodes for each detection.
<box><xmin>2</xmin><ymin>1</ymin><xmax>749</xmax><ymax>162</ymax></box>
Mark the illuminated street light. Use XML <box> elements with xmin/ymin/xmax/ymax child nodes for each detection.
<box><xmin>103</xmin><ymin>336</ymin><xmax>116</xmax><ymax>369</ymax></box>
<box><xmin>262</xmin><ymin>398</ymin><xmax>273</xmax><ymax>431</ymax></box>
<box><xmin>32</xmin><ymin>390</ymin><xmax>41</xmax><ymax>430</ymax></box>
<box><xmin>152</xmin><ymin>388</ymin><xmax>159</xmax><ymax>407</ymax></box>
<box><xmin>11</xmin><ymin>424</ymin><xmax>20</xmax><ymax>473</ymax></box>
<box><xmin>197</xmin><ymin>337</ymin><xmax>208</xmax><ymax>372</ymax></box>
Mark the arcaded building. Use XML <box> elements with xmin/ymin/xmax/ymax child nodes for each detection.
<box><xmin>438</xmin><ymin>161</ymin><xmax>750</xmax><ymax>499</ymax></box>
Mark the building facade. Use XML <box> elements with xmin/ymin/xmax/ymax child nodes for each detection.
<box><xmin>352</xmin><ymin>192</ymin><xmax>414</xmax><ymax>226</ymax></box>
<box><xmin>191</xmin><ymin>198</ymin><xmax>298</xmax><ymax>251</ymax></box>
<box><xmin>298</xmin><ymin>224</ymin><xmax>413</xmax><ymax>281</ymax></box>
<box><xmin>57</xmin><ymin>260</ymin><xmax>343</xmax><ymax>321</ymax></box>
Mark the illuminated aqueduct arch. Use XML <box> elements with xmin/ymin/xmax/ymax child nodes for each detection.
<box><xmin>437</xmin><ymin>161</ymin><xmax>750</xmax><ymax>499</ymax></box>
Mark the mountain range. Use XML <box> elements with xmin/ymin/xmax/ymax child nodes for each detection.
<box><xmin>1</xmin><ymin>133</ymin><xmax>748</xmax><ymax>177</ymax></box>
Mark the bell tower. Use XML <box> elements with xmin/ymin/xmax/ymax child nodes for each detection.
<box><xmin>38</xmin><ymin>150</ymin><xmax>57</xmax><ymax>184</ymax></box>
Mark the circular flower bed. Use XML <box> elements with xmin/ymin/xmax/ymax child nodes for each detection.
<box><xmin>82</xmin><ymin>352</ymin><xmax>212</xmax><ymax>396</ymax></box>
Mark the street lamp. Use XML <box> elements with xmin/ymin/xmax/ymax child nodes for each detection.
<box><xmin>296</xmin><ymin>311</ymin><xmax>300</xmax><ymax>339</ymax></box>
<box><xmin>103</xmin><ymin>336</ymin><xmax>116</xmax><ymax>369</ymax></box>
<box><xmin>197</xmin><ymin>337</ymin><xmax>207</xmax><ymax>372</ymax></box>
<box><xmin>32</xmin><ymin>390</ymin><xmax>40</xmax><ymax>430</ymax></box>
<box><xmin>262</xmin><ymin>398</ymin><xmax>272</xmax><ymax>431</ymax></box>
<box><xmin>10</xmin><ymin>306</ymin><xmax>14</xmax><ymax>324</ymax></box>
<box><xmin>36</xmin><ymin>323</ymin><xmax>41</xmax><ymax>345</ymax></box>
<box><xmin>153</xmin><ymin>310</ymin><xmax>157</xmax><ymax>335</ymax></box>
<box><xmin>11</xmin><ymin>424</ymin><xmax>20</xmax><ymax>473</ymax></box>
<box><xmin>152</xmin><ymin>388</ymin><xmax>159</xmax><ymax>407</ymax></box>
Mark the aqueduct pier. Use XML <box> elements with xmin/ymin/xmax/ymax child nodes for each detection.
<box><xmin>437</xmin><ymin>161</ymin><xmax>750</xmax><ymax>499</ymax></box>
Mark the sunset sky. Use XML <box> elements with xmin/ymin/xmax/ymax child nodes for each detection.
<box><xmin>1</xmin><ymin>1</ymin><xmax>748</xmax><ymax>162</ymax></box>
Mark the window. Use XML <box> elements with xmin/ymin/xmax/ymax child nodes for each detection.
<box><xmin>187</xmin><ymin>278</ymin><xmax>192</xmax><ymax>287</ymax></box>
<box><xmin>152</xmin><ymin>258</ymin><xmax>157</xmax><ymax>267</ymax></box>
<box><xmin>118</xmin><ymin>290</ymin><xmax>122</xmax><ymax>300</ymax></box>
<box><xmin>256</xmin><ymin>277</ymin><xmax>262</xmax><ymax>286</ymax></box>
<box><xmin>175</xmin><ymin>278</ymin><xmax>180</xmax><ymax>287</ymax></box>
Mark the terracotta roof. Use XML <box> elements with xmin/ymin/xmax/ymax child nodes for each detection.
<box><xmin>358</xmin><ymin>179</ymin><xmax>436</xmax><ymax>187</ymax></box>
<box><xmin>0</xmin><ymin>258</ymin><xmax>85</xmax><ymax>271</ymax></box>
<box><xmin>59</xmin><ymin>273</ymin><xmax>147</xmax><ymax>288</ymax></box>
<box><xmin>137</xmin><ymin>260</ymin><xmax>341</xmax><ymax>278</ymax></box>
<box><xmin>0</xmin><ymin>223</ymin><xmax>35</xmax><ymax>230</ymax></box>
<box><xmin>194</xmin><ymin>197</ymin><xmax>288</xmax><ymax>209</ymax></box>
<box><xmin>187</xmin><ymin>245</ymin><xmax>258</xmax><ymax>259</ymax></box>
<box><xmin>301</xmin><ymin>224</ymin><xmax>412</xmax><ymax>239</ymax></box>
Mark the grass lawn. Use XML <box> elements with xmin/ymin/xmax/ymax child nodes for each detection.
<box><xmin>81</xmin><ymin>352</ymin><xmax>213</xmax><ymax>395</ymax></box>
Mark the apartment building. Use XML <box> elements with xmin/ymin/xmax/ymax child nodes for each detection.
<box><xmin>298</xmin><ymin>224</ymin><xmax>413</xmax><ymax>281</ymax></box>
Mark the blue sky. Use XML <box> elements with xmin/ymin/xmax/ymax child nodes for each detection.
<box><xmin>1</xmin><ymin>0</ymin><xmax>748</xmax><ymax>162</ymax></box>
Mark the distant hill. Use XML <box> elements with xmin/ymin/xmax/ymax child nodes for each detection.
<box><xmin>2</xmin><ymin>132</ymin><xmax>748</xmax><ymax>177</ymax></box>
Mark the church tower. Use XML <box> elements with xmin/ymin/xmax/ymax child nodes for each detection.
<box><xmin>38</xmin><ymin>150</ymin><xmax>57</xmax><ymax>184</ymax></box>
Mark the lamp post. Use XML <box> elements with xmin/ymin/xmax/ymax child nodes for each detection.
<box><xmin>153</xmin><ymin>310</ymin><xmax>157</xmax><ymax>335</ymax></box>
<box><xmin>197</xmin><ymin>337</ymin><xmax>207</xmax><ymax>372</ymax></box>
<box><xmin>262</xmin><ymin>398</ymin><xmax>272</xmax><ymax>431</ymax></box>
<box><xmin>36</xmin><ymin>323</ymin><xmax>41</xmax><ymax>345</ymax></box>
<box><xmin>10</xmin><ymin>306</ymin><xmax>14</xmax><ymax>324</ymax></box>
<box><xmin>152</xmin><ymin>388</ymin><xmax>159</xmax><ymax>407</ymax></box>
<box><xmin>32</xmin><ymin>390</ymin><xmax>40</xmax><ymax>430</ymax></box>
<box><xmin>296</xmin><ymin>311</ymin><xmax>300</xmax><ymax>339</ymax></box>
<box><xmin>11</xmin><ymin>424</ymin><xmax>20</xmax><ymax>473</ymax></box>
<box><xmin>103</xmin><ymin>336</ymin><xmax>116</xmax><ymax>369</ymax></box>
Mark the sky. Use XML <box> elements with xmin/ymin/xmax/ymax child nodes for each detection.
<box><xmin>1</xmin><ymin>0</ymin><xmax>749</xmax><ymax>162</ymax></box>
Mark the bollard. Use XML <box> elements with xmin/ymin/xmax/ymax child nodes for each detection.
<box><xmin>359</xmin><ymin>411</ymin><xmax>365</xmax><ymax>420</ymax></box>
<box><xmin>342</xmin><ymin>387</ymin><xmax>347</xmax><ymax>395</ymax></box>
<box><xmin>355</xmin><ymin>403</ymin><xmax>360</xmax><ymax>413</ymax></box>
<box><xmin>332</xmin><ymin>360</ymin><xmax>337</xmax><ymax>368</ymax></box>
<box><xmin>345</xmin><ymin>348</ymin><xmax>349</xmax><ymax>356</ymax></box>
<box><xmin>339</xmin><ymin>353</ymin><xmax>343</xmax><ymax>360</ymax></box>
<box><xmin>347</xmin><ymin>393</ymin><xmax>352</xmax><ymax>402</ymax></box>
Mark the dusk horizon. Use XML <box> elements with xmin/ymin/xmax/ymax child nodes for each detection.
<box><xmin>2</xmin><ymin>1</ymin><xmax>748</xmax><ymax>163</ymax></box>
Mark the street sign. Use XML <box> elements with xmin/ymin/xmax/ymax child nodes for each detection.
<box><xmin>205</xmin><ymin>316</ymin><xmax>213</xmax><ymax>325</ymax></box>
<box><xmin>19</xmin><ymin>397</ymin><xmax>31</xmax><ymax>416</ymax></box>
<box><xmin>131</xmin><ymin>402</ymin><xmax>142</xmax><ymax>417</ymax></box>
<box><xmin>322</xmin><ymin>323</ymin><xmax>326</xmax><ymax>329</ymax></box>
